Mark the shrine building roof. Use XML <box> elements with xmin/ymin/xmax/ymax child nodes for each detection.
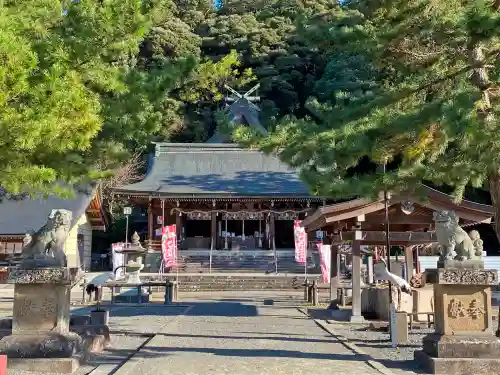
<box><xmin>0</xmin><ymin>186</ymin><xmax>107</xmax><ymax>236</ymax></box>
<box><xmin>114</xmin><ymin>143</ymin><xmax>316</xmax><ymax>199</ymax></box>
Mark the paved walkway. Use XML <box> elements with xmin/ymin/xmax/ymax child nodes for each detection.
<box><xmin>114</xmin><ymin>295</ymin><xmax>382</xmax><ymax>375</ymax></box>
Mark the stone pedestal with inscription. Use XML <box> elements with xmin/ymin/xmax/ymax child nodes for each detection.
<box><xmin>0</xmin><ymin>268</ymin><xmax>83</xmax><ymax>373</ymax></box>
<box><xmin>414</xmin><ymin>267</ymin><xmax>500</xmax><ymax>374</ymax></box>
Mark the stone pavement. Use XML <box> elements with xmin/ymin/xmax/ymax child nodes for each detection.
<box><xmin>113</xmin><ymin>294</ymin><xmax>384</xmax><ymax>375</ymax></box>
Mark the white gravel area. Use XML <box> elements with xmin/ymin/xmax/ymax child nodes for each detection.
<box><xmin>327</xmin><ymin>318</ymin><xmax>500</xmax><ymax>375</ymax></box>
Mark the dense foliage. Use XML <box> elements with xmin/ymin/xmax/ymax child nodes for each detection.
<box><xmin>0</xmin><ymin>0</ymin><xmax>193</xmax><ymax>195</ymax></box>
<box><xmin>8</xmin><ymin>0</ymin><xmax>500</xmax><ymax>240</ymax></box>
<box><xmin>230</xmin><ymin>0</ymin><xmax>500</xmax><ymax>236</ymax></box>
<box><xmin>1</xmin><ymin>0</ymin><xmax>341</xmax><ymax>196</ymax></box>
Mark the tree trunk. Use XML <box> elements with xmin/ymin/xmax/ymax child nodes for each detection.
<box><xmin>489</xmin><ymin>172</ymin><xmax>500</xmax><ymax>242</ymax></box>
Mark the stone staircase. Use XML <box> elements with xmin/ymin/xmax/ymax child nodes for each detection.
<box><xmin>143</xmin><ymin>249</ymin><xmax>322</xmax><ymax>275</ymax></box>
<box><xmin>140</xmin><ymin>273</ymin><xmax>321</xmax><ymax>292</ymax></box>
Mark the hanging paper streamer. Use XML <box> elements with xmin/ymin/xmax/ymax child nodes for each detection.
<box><xmin>294</xmin><ymin>220</ymin><xmax>307</xmax><ymax>264</ymax></box>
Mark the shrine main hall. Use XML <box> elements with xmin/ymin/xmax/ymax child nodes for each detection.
<box><xmin>113</xmin><ymin>142</ymin><xmax>333</xmax><ymax>272</ymax></box>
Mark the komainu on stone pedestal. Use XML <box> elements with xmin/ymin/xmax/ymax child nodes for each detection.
<box><xmin>20</xmin><ymin>209</ymin><xmax>72</xmax><ymax>269</ymax></box>
<box><xmin>0</xmin><ymin>268</ymin><xmax>83</xmax><ymax>373</ymax></box>
<box><xmin>414</xmin><ymin>266</ymin><xmax>500</xmax><ymax>375</ymax></box>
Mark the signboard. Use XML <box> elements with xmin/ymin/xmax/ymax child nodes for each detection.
<box><xmin>111</xmin><ymin>243</ymin><xmax>125</xmax><ymax>280</ymax></box>
<box><xmin>316</xmin><ymin>231</ymin><xmax>324</xmax><ymax>240</ymax></box>
<box><xmin>318</xmin><ymin>243</ymin><xmax>331</xmax><ymax>284</ymax></box>
<box><xmin>293</xmin><ymin>220</ymin><xmax>307</xmax><ymax>264</ymax></box>
<box><xmin>123</xmin><ymin>207</ymin><xmax>132</xmax><ymax>215</ymax></box>
<box><xmin>161</xmin><ymin>225</ymin><xmax>177</xmax><ymax>268</ymax></box>
<box><xmin>157</xmin><ymin>216</ymin><xmax>163</xmax><ymax>225</ymax></box>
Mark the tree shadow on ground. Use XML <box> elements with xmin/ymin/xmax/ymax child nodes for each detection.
<box><xmin>136</xmin><ymin>346</ymin><xmax>374</xmax><ymax>361</ymax></box>
<box><xmin>148</xmin><ymin>332</ymin><xmax>335</xmax><ymax>344</ymax></box>
<box><xmin>71</xmin><ymin>300</ymin><xmax>259</xmax><ymax>318</ymax></box>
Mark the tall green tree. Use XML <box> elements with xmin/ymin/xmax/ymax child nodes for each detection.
<box><xmin>0</xmin><ymin>0</ymin><xmax>192</xmax><ymax>196</ymax></box>
<box><xmin>230</xmin><ymin>0</ymin><xmax>500</xmax><ymax>237</ymax></box>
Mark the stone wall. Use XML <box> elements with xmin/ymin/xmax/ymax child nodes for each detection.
<box><xmin>64</xmin><ymin>214</ymin><xmax>92</xmax><ymax>270</ymax></box>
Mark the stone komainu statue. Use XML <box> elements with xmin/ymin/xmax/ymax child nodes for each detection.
<box><xmin>21</xmin><ymin>209</ymin><xmax>72</xmax><ymax>268</ymax></box>
<box><xmin>433</xmin><ymin>210</ymin><xmax>483</xmax><ymax>261</ymax></box>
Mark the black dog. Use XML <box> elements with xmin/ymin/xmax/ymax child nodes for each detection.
<box><xmin>86</xmin><ymin>283</ymin><xmax>100</xmax><ymax>301</ymax></box>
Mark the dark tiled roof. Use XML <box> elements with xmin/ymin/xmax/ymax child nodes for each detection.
<box><xmin>207</xmin><ymin>98</ymin><xmax>267</xmax><ymax>143</ymax></box>
<box><xmin>0</xmin><ymin>191</ymin><xmax>95</xmax><ymax>236</ymax></box>
<box><xmin>114</xmin><ymin>143</ymin><xmax>312</xmax><ymax>197</ymax></box>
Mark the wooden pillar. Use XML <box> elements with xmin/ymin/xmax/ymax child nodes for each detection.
<box><xmin>367</xmin><ymin>255</ymin><xmax>374</xmax><ymax>284</ymax></box>
<box><xmin>328</xmin><ymin>244</ymin><xmax>341</xmax><ymax>309</ymax></box>
<box><xmin>211</xmin><ymin>212</ymin><xmax>217</xmax><ymax>250</ymax></box>
<box><xmin>350</xmin><ymin>234</ymin><xmax>365</xmax><ymax>323</ymax></box>
<box><xmin>404</xmin><ymin>246</ymin><xmax>414</xmax><ymax>282</ymax></box>
<box><xmin>414</xmin><ymin>247</ymin><xmax>421</xmax><ymax>273</ymax></box>
<box><xmin>147</xmin><ymin>198</ymin><xmax>153</xmax><ymax>246</ymax></box>
<box><xmin>175</xmin><ymin>212</ymin><xmax>182</xmax><ymax>247</ymax></box>
<box><xmin>270</xmin><ymin>213</ymin><xmax>276</xmax><ymax>251</ymax></box>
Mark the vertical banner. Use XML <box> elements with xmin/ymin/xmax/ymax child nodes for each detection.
<box><xmin>293</xmin><ymin>220</ymin><xmax>307</xmax><ymax>264</ymax></box>
<box><xmin>318</xmin><ymin>243</ymin><xmax>331</xmax><ymax>284</ymax></box>
<box><xmin>162</xmin><ymin>225</ymin><xmax>177</xmax><ymax>268</ymax></box>
<box><xmin>111</xmin><ymin>243</ymin><xmax>125</xmax><ymax>280</ymax></box>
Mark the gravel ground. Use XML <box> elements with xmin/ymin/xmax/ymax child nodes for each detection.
<box><xmin>112</xmin><ymin>295</ymin><xmax>383</xmax><ymax>375</ymax></box>
<box><xmin>327</xmin><ymin>317</ymin><xmax>500</xmax><ymax>375</ymax></box>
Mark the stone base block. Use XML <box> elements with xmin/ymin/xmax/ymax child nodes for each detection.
<box><xmin>423</xmin><ymin>334</ymin><xmax>500</xmax><ymax>358</ymax></box>
<box><xmin>0</xmin><ymin>332</ymin><xmax>83</xmax><ymax>358</ymax></box>
<box><xmin>414</xmin><ymin>350</ymin><xmax>500</xmax><ymax>375</ymax></box>
<box><xmin>436</xmin><ymin>259</ymin><xmax>484</xmax><ymax>270</ymax></box>
<box><xmin>7</xmin><ymin>357</ymin><xmax>79</xmax><ymax>374</ymax></box>
<box><xmin>349</xmin><ymin>314</ymin><xmax>365</xmax><ymax>323</ymax></box>
<box><xmin>71</xmin><ymin>324</ymin><xmax>110</xmax><ymax>353</ymax></box>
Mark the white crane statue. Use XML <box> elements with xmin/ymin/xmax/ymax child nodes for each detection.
<box><xmin>375</xmin><ymin>258</ymin><xmax>412</xmax><ymax>310</ymax></box>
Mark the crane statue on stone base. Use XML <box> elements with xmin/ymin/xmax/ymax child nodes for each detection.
<box><xmin>375</xmin><ymin>258</ymin><xmax>412</xmax><ymax>311</ymax></box>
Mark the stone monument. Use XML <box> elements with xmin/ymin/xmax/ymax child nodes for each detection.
<box><xmin>414</xmin><ymin>210</ymin><xmax>500</xmax><ymax>374</ymax></box>
<box><xmin>0</xmin><ymin>209</ymin><xmax>85</xmax><ymax>373</ymax></box>
<box><xmin>111</xmin><ymin>232</ymin><xmax>149</xmax><ymax>303</ymax></box>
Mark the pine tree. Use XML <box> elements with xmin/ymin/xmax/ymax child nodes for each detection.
<box><xmin>230</xmin><ymin>0</ymin><xmax>500</xmax><ymax>238</ymax></box>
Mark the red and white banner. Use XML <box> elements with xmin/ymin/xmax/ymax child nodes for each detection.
<box><xmin>294</xmin><ymin>220</ymin><xmax>307</xmax><ymax>264</ymax></box>
<box><xmin>161</xmin><ymin>225</ymin><xmax>177</xmax><ymax>268</ymax></box>
<box><xmin>317</xmin><ymin>242</ymin><xmax>331</xmax><ymax>284</ymax></box>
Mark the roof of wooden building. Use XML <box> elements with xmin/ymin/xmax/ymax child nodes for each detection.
<box><xmin>207</xmin><ymin>98</ymin><xmax>267</xmax><ymax>143</ymax></box>
<box><xmin>0</xmin><ymin>186</ymin><xmax>108</xmax><ymax>237</ymax></box>
<box><xmin>302</xmin><ymin>186</ymin><xmax>494</xmax><ymax>233</ymax></box>
<box><xmin>114</xmin><ymin>143</ymin><xmax>317</xmax><ymax>199</ymax></box>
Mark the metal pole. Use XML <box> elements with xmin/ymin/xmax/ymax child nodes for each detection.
<box><xmin>209</xmin><ymin>238</ymin><xmax>213</xmax><ymax>274</ymax></box>
<box><xmin>258</xmin><ymin>214</ymin><xmax>262</xmax><ymax>248</ymax></box>
<box><xmin>224</xmin><ymin>212</ymin><xmax>228</xmax><ymax>250</ymax></box>
<box><xmin>125</xmin><ymin>215</ymin><xmax>129</xmax><ymax>246</ymax></box>
<box><xmin>304</xmin><ymin>243</ymin><xmax>308</xmax><ymax>280</ymax></box>
<box><xmin>383</xmin><ymin>163</ymin><xmax>393</xmax><ymax>305</ymax></box>
<box><xmin>162</xmin><ymin>200</ymin><xmax>165</xmax><ymax>227</ymax></box>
